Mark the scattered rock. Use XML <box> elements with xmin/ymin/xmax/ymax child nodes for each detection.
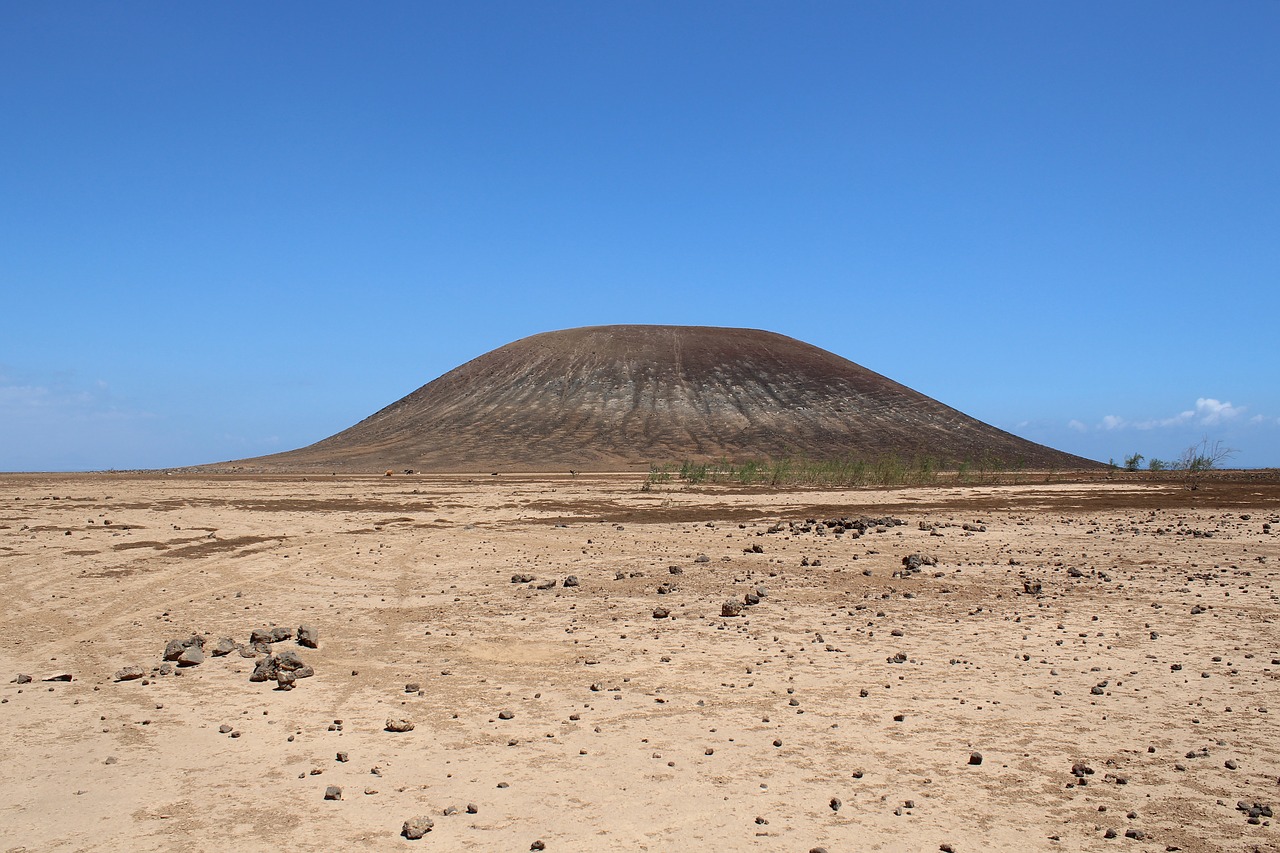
<box><xmin>323</xmin><ymin>785</ymin><xmax>342</xmax><ymax>800</ymax></box>
<box><xmin>114</xmin><ymin>666</ymin><xmax>144</xmax><ymax>682</ymax></box>
<box><xmin>386</xmin><ymin>718</ymin><xmax>415</xmax><ymax>732</ymax></box>
<box><xmin>297</xmin><ymin>624</ymin><xmax>319</xmax><ymax>648</ymax></box>
<box><xmin>402</xmin><ymin>816</ymin><xmax>434</xmax><ymax>839</ymax></box>
<box><xmin>721</xmin><ymin>600</ymin><xmax>743</xmax><ymax>617</ymax></box>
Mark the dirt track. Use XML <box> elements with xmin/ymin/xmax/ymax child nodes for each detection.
<box><xmin>2</xmin><ymin>473</ymin><xmax>1278</xmax><ymax>852</ymax></box>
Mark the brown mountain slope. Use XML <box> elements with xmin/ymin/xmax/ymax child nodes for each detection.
<box><xmin>219</xmin><ymin>325</ymin><xmax>1098</xmax><ymax>472</ymax></box>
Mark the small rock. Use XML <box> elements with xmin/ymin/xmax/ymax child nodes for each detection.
<box><xmin>176</xmin><ymin>646</ymin><xmax>204</xmax><ymax>667</ymax></box>
<box><xmin>386</xmin><ymin>718</ymin><xmax>415</xmax><ymax>732</ymax></box>
<box><xmin>721</xmin><ymin>600</ymin><xmax>743</xmax><ymax>618</ymax></box>
<box><xmin>323</xmin><ymin>785</ymin><xmax>342</xmax><ymax>800</ymax></box>
<box><xmin>297</xmin><ymin>624</ymin><xmax>319</xmax><ymax>649</ymax></box>
<box><xmin>969</xmin><ymin>751</ymin><xmax>983</xmax><ymax>766</ymax></box>
<box><xmin>402</xmin><ymin>816</ymin><xmax>434</xmax><ymax>839</ymax></box>
<box><xmin>211</xmin><ymin>638</ymin><xmax>237</xmax><ymax>657</ymax></box>
<box><xmin>114</xmin><ymin>666</ymin><xmax>145</xmax><ymax>682</ymax></box>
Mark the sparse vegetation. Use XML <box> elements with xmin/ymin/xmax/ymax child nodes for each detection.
<box><xmin>1175</xmin><ymin>437</ymin><xmax>1237</xmax><ymax>490</ymax></box>
<box><xmin>1124</xmin><ymin>452</ymin><xmax>1144</xmax><ymax>472</ymax></box>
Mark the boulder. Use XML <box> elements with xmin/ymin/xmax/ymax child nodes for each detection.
<box><xmin>297</xmin><ymin>624</ymin><xmax>319</xmax><ymax>648</ymax></box>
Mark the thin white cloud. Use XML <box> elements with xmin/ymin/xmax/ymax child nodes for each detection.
<box><xmin>1193</xmin><ymin>397</ymin><xmax>1244</xmax><ymax>425</ymax></box>
<box><xmin>1075</xmin><ymin>398</ymin><xmax>1256</xmax><ymax>432</ymax></box>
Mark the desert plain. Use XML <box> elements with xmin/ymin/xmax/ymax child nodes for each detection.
<box><xmin>2</xmin><ymin>471</ymin><xmax>1278</xmax><ymax>853</ymax></box>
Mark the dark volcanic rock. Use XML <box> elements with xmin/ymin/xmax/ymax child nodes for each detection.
<box><xmin>297</xmin><ymin>624</ymin><xmax>319</xmax><ymax>648</ymax></box>
<box><xmin>216</xmin><ymin>326</ymin><xmax>1097</xmax><ymax>472</ymax></box>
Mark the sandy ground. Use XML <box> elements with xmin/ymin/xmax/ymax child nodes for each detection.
<box><xmin>1</xmin><ymin>472</ymin><xmax>1278</xmax><ymax>853</ymax></box>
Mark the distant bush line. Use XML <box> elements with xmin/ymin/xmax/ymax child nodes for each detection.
<box><xmin>642</xmin><ymin>454</ymin><xmax>1037</xmax><ymax>490</ymax></box>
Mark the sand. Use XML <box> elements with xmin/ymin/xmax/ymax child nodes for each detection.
<box><xmin>1</xmin><ymin>472</ymin><xmax>1277</xmax><ymax>852</ymax></box>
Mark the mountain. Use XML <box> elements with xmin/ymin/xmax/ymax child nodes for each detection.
<box><xmin>217</xmin><ymin>325</ymin><xmax>1097</xmax><ymax>472</ymax></box>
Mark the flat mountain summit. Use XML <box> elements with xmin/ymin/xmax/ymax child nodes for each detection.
<box><xmin>225</xmin><ymin>325</ymin><xmax>1096</xmax><ymax>472</ymax></box>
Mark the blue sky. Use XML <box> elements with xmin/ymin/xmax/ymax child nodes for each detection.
<box><xmin>2</xmin><ymin>2</ymin><xmax>1277</xmax><ymax>471</ymax></box>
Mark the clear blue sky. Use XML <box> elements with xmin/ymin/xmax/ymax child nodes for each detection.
<box><xmin>3</xmin><ymin>2</ymin><xmax>1277</xmax><ymax>471</ymax></box>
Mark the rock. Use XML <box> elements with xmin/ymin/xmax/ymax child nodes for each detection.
<box><xmin>276</xmin><ymin>670</ymin><xmax>296</xmax><ymax>690</ymax></box>
<box><xmin>901</xmin><ymin>553</ymin><xmax>937</xmax><ymax>573</ymax></box>
<box><xmin>219</xmin><ymin>724</ymin><xmax>233</xmax><ymax>733</ymax></box>
<box><xmin>43</xmin><ymin>673</ymin><xmax>72</xmax><ymax>682</ymax></box>
<box><xmin>830</xmin><ymin>797</ymin><xmax>842</xmax><ymax>811</ymax></box>
<box><xmin>211</xmin><ymin>638</ymin><xmax>237</xmax><ymax>657</ymax></box>
<box><xmin>114</xmin><ymin>666</ymin><xmax>145</xmax><ymax>682</ymax></box>
<box><xmin>511</xmin><ymin>573</ymin><xmax>536</xmax><ymax>584</ymax></box>
<box><xmin>744</xmin><ymin>591</ymin><xmax>761</xmax><ymax>606</ymax></box>
<box><xmin>531</xmin><ymin>842</ymin><xmax>546</xmax><ymax>851</ymax></box>
<box><xmin>405</xmin><ymin>683</ymin><xmax>420</xmax><ymax>693</ymax></box>
<box><xmin>163</xmin><ymin>639</ymin><xmax>187</xmax><ymax>661</ymax></box>
<box><xmin>323</xmin><ymin>785</ymin><xmax>342</xmax><ymax>800</ymax></box>
<box><xmin>1022</xmin><ymin>579</ymin><xmax>1043</xmax><ymax>595</ymax></box>
<box><xmin>562</xmin><ymin>575</ymin><xmax>580</xmax><ymax>588</ymax></box>
<box><xmin>176</xmin><ymin>646</ymin><xmax>204</xmax><ymax>667</ymax></box>
<box><xmin>14</xmin><ymin>674</ymin><xmax>32</xmax><ymax>684</ymax></box>
<box><xmin>250</xmin><ymin>656</ymin><xmax>279</xmax><ymax>682</ymax></box>
<box><xmin>249</xmin><ymin>628</ymin><xmax>274</xmax><ymax>646</ymax></box>
<box><xmin>270</xmin><ymin>627</ymin><xmax>293</xmax><ymax>643</ymax></box>
<box><xmin>386</xmin><ymin>718</ymin><xmax>415</xmax><ymax>732</ymax></box>
<box><xmin>498</xmin><ymin>710</ymin><xmax>514</xmax><ymax>720</ymax></box>
<box><xmin>969</xmin><ymin>751</ymin><xmax>983</xmax><ymax>765</ymax></box>
<box><xmin>275</xmin><ymin>650</ymin><xmax>314</xmax><ymax>678</ymax></box>
<box><xmin>694</xmin><ymin>554</ymin><xmax>710</xmax><ymax>563</ymax></box>
<box><xmin>402</xmin><ymin>816</ymin><xmax>434</xmax><ymax>839</ymax></box>
<box><xmin>721</xmin><ymin>600</ymin><xmax>743</xmax><ymax>617</ymax></box>
<box><xmin>297</xmin><ymin>624</ymin><xmax>319</xmax><ymax>648</ymax></box>
<box><xmin>652</xmin><ymin>607</ymin><xmax>670</xmax><ymax>619</ymax></box>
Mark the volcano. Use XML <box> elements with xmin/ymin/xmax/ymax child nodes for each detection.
<box><xmin>223</xmin><ymin>325</ymin><xmax>1096</xmax><ymax>472</ymax></box>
